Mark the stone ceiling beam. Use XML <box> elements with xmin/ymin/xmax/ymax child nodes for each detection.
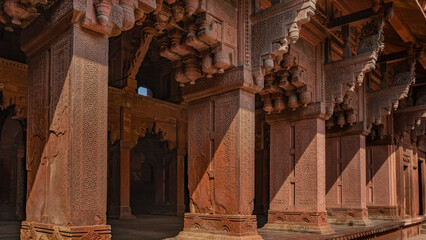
<box><xmin>327</xmin><ymin>2</ymin><xmax>393</xmax><ymax>29</ymax></box>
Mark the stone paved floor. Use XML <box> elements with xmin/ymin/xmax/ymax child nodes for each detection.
<box><xmin>0</xmin><ymin>221</ymin><xmax>20</xmax><ymax>239</ymax></box>
<box><xmin>0</xmin><ymin>215</ymin><xmax>420</xmax><ymax>240</ymax></box>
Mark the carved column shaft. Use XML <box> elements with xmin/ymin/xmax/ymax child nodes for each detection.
<box><xmin>325</xmin><ymin>134</ymin><xmax>372</xmax><ymax>226</ymax></box>
<box><xmin>366</xmin><ymin>144</ymin><xmax>398</xmax><ymax>220</ymax></box>
<box><xmin>22</xmin><ymin>19</ymin><xmax>110</xmax><ymax>239</ymax></box>
<box><xmin>265</xmin><ymin>118</ymin><xmax>332</xmax><ymax>234</ymax></box>
<box><xmin>174</xmin><ymin>74</ymin><xmax>262</xmax><ymax>239</ymax></box>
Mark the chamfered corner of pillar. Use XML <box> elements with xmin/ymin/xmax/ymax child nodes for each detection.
<box><xmin>20</xmin><ymin>221</ymin><xmax>112</xmax><ymax>240</ymax></box>
<box><xmin>166</xmin><ymin>213</ymin><xmax>263</xmax><ymax>240</ymax></box>
<box><xmin>263</xmin><ymin>211</ymin><xmax>334</xmax><ymax>234</ymax></box>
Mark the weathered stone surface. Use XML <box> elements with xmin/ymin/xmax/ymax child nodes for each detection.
<box><xmin>22</xmin><ymin>19</ymin><xmax>110</xmax><ymax>240</ymax></box>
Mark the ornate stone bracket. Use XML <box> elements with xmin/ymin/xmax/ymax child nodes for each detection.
<box><xmin>80</xmin><ymin>0</ymin><xmax>156</xmax><ymax>36</ymax></box>
<box><xmin>0</xmin><ymin>0</ymin><xmax>49</xmax><ymax>31</ymax></box>
<box><xmin>252</xmin><ymin>0</ymin><xmax>316</xmax><ymax>114</ymax></box>
<box><xmin>324</xmin><ymin>15</ymin><xmax>385</xmax><ymax>120</ymax></box>
<box><xmin>251</xmin><ymin>0</ymin><xmax>317</xmax><ymax>77</ymax></box>
<box><xmin>394</xmin><ymin>105</ymin><xmax>426</xmax><ymax>142</ymax></box>
<box><xmin>366</xmin><ymin>57</ymin><xmax>416</xmax><ymax>126</ymax></box>
<box><xmin>124</xmin><ymin>25</ymin><xmax>156</xmax><ymax>91</ymax></box>
<box><xmin>258</xmin><ymin>52</ymin><xmax>312</xmax><ymax>114</ymax></box>
<box><xmin>158</xmin><ymin>12</ymin><xmax>235</xmax><ymax>86</ymax></box>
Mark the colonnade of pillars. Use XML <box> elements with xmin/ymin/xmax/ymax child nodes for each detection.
<box><xmin>20</xmin><ymin>9</ymin><xmax>424</xmax><ymax>240</ymax></box>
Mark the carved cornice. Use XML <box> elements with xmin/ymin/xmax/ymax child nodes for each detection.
<box><xmin>0</xmin><ymin>58</ymin><xmax>28</xmax><ymax>71</ymax></box>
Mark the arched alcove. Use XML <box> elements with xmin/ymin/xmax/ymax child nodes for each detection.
<box><xmin>130</xmin><ymin>124</ymin><xmax>178</xmax><ymax>215</ymax></box>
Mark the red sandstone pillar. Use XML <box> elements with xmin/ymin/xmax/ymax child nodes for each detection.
<box><xmin>366</xmin><ymin>144</ymin><xmax>398</xmax><ymax>220</ymax></box>
<box><xmin>21</xmin><ymin>16</ymin><xmax>110</xmax><ymax>239</ymax></box>
<box><xmin>174</xmin><ymin>75</ymin><xmax>262</xmax><ymax>239</ymax></box>
<box><xmin>176</xmin><ymin>110</ymin><xmax>187</xmax><ymax>217</ymax></box>
<box><xmin>265</xmin><ymin>118</ymin><xmax>332</xmax><ymax>234</ymax></box>
<box><xmin>118</xmin><ymin>107</ymin><xmax>135</xmax><ymax>219</ymax></box>
<box><xmin>326</xmin><ymin>134</ymin><xmax>372</xmax><ymax>226</ymax></box>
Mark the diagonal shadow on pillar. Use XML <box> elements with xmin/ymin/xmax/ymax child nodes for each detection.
<box><xmin>20</xmin><ymin>9</ymin><xmax>111</xmax><ymax>240</ymax></box>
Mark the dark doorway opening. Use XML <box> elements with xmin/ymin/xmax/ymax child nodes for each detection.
<box><xmin>130</xmin><ymin>124</ymin><xmax>177</xmax><ymax>215</ymax></box>
<box><xmin>0</xmin><ymin>108</ymin><xmax>26</xmax><ymax>221</ymax></box>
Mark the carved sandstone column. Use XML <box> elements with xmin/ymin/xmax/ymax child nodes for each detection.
<box><xmin>326</xmin><ymin>134</ymin><xmax>372</xmax><ymax>226</ymax></box>
<box><xmin>21</xmin><ymin>14</ymin><xmax>110</xmax><ymax>240</ymax></box>
<box><xmin>172</xmin><ymin>68</ymin><xmax>262</xmax><ymax>240</ymax></box>
<box><xmin>118</xmin><ymin>107</ymin><xmax>136</xmax><ymax>219</ymax></box>
<box><xmin>264</xmin><ymin>116</ymin><xmax>332</xmax><ymax>234</ymax></box>
<box><xmin>366</xmin><ymin>144</ymin><xmax>398</xmax><ymax>220</ymax></box>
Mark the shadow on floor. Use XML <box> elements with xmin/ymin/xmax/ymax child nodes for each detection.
<box><xmin>110</xmin><ymin>215</ymin><xmax>183</xmax><ymax>240</ymax></box>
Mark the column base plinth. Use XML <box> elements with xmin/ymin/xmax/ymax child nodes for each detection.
<box><xmin>119</xmin><ymin>206</ymin><xmax>136</xmax><ymax>219</ymax></box>
<box><xmin>20</xmin><ymin>221</ymin><xmax>111</xmax><ymax>240</ymax></box>
<box><xmin>327</xmin><ymin>208</ymin><xmax>374</xmax><ymax>226</ymax></box>
<box><xmin>367</xmin><ymin>206</ymin><xmax>399</xmax><ymax>220</ymax></box>
<box><xmin>264</xmin><ymin>211</ymin><xmax>333</xmax><ymax>234</ymax></box>
<box><xmin>167</xmin><ymin>213</ymin><xmax>262</xmax><ymax>240</ymax></box>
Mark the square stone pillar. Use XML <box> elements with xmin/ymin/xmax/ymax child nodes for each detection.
<box><xmin>21</xmin><ymin>15</ymin><xmax>110</xmax><ymax>239</ymax></box>
<box><xmin>366</xmin><ymin>144</ymin><xmax>398</xmax><ymax>220</ymax></box>
<box><xmin>325</xmin><ymin>134</ymin><xmax>372</xmax><ymax>226</ymax></box>
<box><xmin>173</xmin><ymin>69</ymin><xmax>262</xmax><ymax>239</ymax></box>
<box><xmin>264</xmin><ymin>118</ymin><xmax>332</xmax><ymax>234</ymax></box>
<box><xmin>118</xmin><ymin>107</ymin><xmax>135</xmax><ymax>219</ymax></box>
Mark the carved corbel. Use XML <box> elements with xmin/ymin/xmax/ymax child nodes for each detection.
<box><xmin>251</xmin><ymin>0</ymin><xmax>316</xmax><ymax>75</ymax></box>
<box><xmin>185</xmin><ymin>22</ymin><xmax>209</xmax><ymax>51</ymax></box>
<box><xmin>258</xmin><ymin>50</ymin><xmax>312</xmax><ymax>114</ymax></box>
<box><xmin>184</xmin><ymin>0</ymin><xmax>199</xmax><ymax>17</ymax></box>
<box><xmin>197</xmin><ymin>12</ymin><xmax>221</xmax><ymax>46</ymax></box>
<box><xmin>160</xmin><ymin>41</ymin><xmax>181</xmax><ymax>61</ymax></box>
<box><xmin>366</xmin><ymin>58</ymin><xmax>416</xmax><ymax>126</ymax></box>
<box><xmin>169</xmin><ymin>29</ymin><xmax>197</xmax><ymax>57</ymax></box>
<box><xmin>2</xmin><ymin>0</ymin><xmax>42</xmax><ymax>30</ymax></box>
<box><xmin>81</xmin><ymin>0</ymin><xmax>156</xmax><ymax>37</ymax></box>
<box><xmin>171</xmin><ymin>2</ymin><xmax>184</xmax><ymax>22</ymax></box>
<box><xmin>394</xmin><ymin>108</ymin><xmax>426</xmax><ymax>142</ymax></box>
<box><xmin>324</xmin><ymin>15</ymin><xmax>385</xmax><ymax>119</ymax></box>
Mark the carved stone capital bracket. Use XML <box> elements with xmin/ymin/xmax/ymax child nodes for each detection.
<box><xmin>160</xmin><ymin>12</ymin><xmax>237</xmax><ymax>87</ymax></box>
<box><xmin>0</xmin><ymin>0</ymin><xmax>48</xmax><ymax>31</ymax></box>
<box><xmin>79</xmin><ymin>0</ymin><xmax>156</xmax><ymax>37</ymax></box>
<box><xmin>257</xmin><ymin>52</ymin><xmax>313</xmax><ymax>114</ymax></box>
<box><xmin>324</xmin><ymin>15</ymin><xmax>385</xmax><ymax>120</ymax></box>
<box><xmin>366</xmin><ymin>57</ymin><xmax>416</xmax><ymax>126</ymax></box>
<box><xmin>251</xmin><ymin>0</ymin><xmax>317</xmax><ymax>73</ymax></box>
<box><xmin>394</xmin><ymin>105</ymin><xmax>426</xmax><ymax>142</ymax></box>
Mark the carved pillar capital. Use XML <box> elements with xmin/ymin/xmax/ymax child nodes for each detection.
<box><xmin>251</xmin><ymin>0</ymin><xmax>317</xmax><ymax>72</ymax></box>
